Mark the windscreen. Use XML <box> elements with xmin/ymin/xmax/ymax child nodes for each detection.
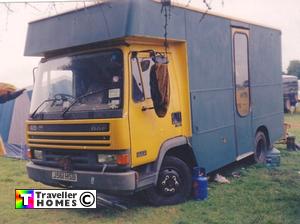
<box><xmin>30</xmin><ymin>50</ymin><xmax>123</xmax><ymax>119</ymax></box>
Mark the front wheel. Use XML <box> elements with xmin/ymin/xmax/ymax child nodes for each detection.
<box><xmin>144</xmin><ymin>156</ymin><xmax>192</xmax><ymax>206</ymax></box>
<box><xmin>254</xmin><ymin>131</ymin><xmax>269</xmax><ymax>163</ymax></box>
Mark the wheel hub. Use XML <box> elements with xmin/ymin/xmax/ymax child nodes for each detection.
<box><xmin>158</xmin><ymin>169</ymin><xmax>181</xmax><ymax>196</ymax></box>
<box><xmin>257</xmin><ymin>139</ymin><xmax>266</xmax><ymax>162</ymax></box>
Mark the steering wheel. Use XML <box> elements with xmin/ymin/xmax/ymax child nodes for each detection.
<box><xmin>53</xmin><ymin>93</ymin><xmax>75</xmax><ymax>101</ymax></box>
<box><xmin>50</xmin><ymin>93</ymin><xmax>75</xmax><ymax>107</ymax></box>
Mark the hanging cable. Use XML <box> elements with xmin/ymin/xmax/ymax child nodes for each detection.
<box><xmin>203</xmin><ymin>0</ymin><xmax>212</xmax><ymax>10</ymax></box>
<box><xmin>199</xmin><ymin>0</ymin><xmax>213</xmax><ymax>23</ymax></box>
<box><xmin>160</xmin><ymin>0</ymin><xmax>171</xmax><ymax>59</ymax></box>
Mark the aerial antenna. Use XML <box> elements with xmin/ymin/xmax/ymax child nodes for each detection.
<box><xmin>161</xmin><ymin>0</ymin><xmax>171</xmax><ymax>59</ymax></box>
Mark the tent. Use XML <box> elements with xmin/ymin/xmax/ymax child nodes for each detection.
<box><xmin>0</xmin><ymin>88</ymin><xmax>32</xmax><ymax>159</ymax></box>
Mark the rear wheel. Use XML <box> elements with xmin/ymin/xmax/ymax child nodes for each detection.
<box><xmin>145</xmin><ymin>156</ymin><xmax>192</xmax><ymax>206</ymax></box>
<box><xmin>254</xmin><ymin>131</ymin><xmax>269</xmax><ymax>163</ymax></box>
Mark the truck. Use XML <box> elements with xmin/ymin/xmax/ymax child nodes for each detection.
<box><xmin>282</xmin><ymin>75</ymin><xmax>298</xmax><ymax>113</ymax></box>
<box><xmin>24</xmin><ymin>0</ymin><xmax>283</xmax><ymax>206</ymax></box>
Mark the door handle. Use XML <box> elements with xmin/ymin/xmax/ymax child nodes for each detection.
<box><xmin>142</xmin><ymin>106</ymin><xmax>154</xmax><ymax>112</ymax></box>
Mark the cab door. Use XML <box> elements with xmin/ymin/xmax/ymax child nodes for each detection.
<box><xmin>128</xmin><ymin>49</ymin><xmax>181</xmax><ymax>167</ymax></box>
<box><xmin>232</xmin><ymin>28</ymin><xmax>253</xmax><ymax>158</ymax></box>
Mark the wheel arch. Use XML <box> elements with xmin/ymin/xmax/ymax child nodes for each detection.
<box><xmin>153</xmin><ymin>136</ymin><xmax>197</xmax><ymax>183</ymax></box>
<box><xmin>255</xmin><ymin>125</ymin><xmax>270</xmax><ymax>147</ymax></box>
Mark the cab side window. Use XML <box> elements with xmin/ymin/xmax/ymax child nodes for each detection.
<box><xmin>131</xmin><ymin>56</ymin><xmax>154</xmax><ymax>102</ymax></box>
<box><xmin>131</xmin><ymin>57</ymin><xmax>144</xmax><ymax>102</ymax></box>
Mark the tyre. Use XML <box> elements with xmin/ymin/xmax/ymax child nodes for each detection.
<box><xmin>145</xmin><ymin>156</ymin><xmax>192</xmax><ymax>206</ymax></box>
<box><xmin>254</xmin><ymin>131</ymin><xmax>269</xmax><ymax>163</ymax></box>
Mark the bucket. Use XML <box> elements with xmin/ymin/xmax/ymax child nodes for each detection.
<box><xmin>266</xmin><ymin>148</ymin><xmax>280</xmax><ymax>168</ymax></box>
<box><xmin>286</xmin><ymin>136</ymin><xmax>296</xmax><ymax>151</ymax></box>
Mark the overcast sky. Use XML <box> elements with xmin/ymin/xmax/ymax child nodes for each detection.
<box><xmin>0</xmin><ymin>0</ymin><xmax>299</xmax><ymax>88</ymax></box>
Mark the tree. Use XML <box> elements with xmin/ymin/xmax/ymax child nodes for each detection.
<box><xmin>287</xmin><ymin>60</ymin><xmax>300</xmax><ymax>79</ymax></box>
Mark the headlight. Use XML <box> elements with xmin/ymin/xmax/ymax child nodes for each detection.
<box><xmin>97</xmin><ymin>154</ymin><xmax>117</xmax><ymax>164</ymax></box>
<box><xmin>97</xmin><ymin>153</ymin><xmax>129</xmax><ymax>165</ymax></box>
<box><xmin>33</xmin><ymin>150</ymin><xmax>43</xmax><ymax>160</ymax></box>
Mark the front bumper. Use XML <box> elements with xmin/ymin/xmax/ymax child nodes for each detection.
<box><xmin>27</xmin><ymin>162</ymin><xmax>137</xmax><ymax>194</ymax></box>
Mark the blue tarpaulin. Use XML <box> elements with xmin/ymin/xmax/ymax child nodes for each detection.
<box><xmin>0</xmin><ymin>89</ymin><xmax>32</xmax><ymax>159</ymax></box>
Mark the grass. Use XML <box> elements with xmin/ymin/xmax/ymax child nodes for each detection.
<box><xmin>285</xmin><ymin>113</ymin><xmax>300</xmax><ymax>136</ymax></box>
<box><xmin>1</xmin><ymin>115</ymin><xmax>300</xmax><ymax>224</ymax></box>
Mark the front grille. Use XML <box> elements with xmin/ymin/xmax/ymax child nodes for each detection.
<box><xmin>45</xmin><ymin>149</ymin><xmax>88</xmax><ymax>164</ymax></box>
<box><xmin>31</xmin><ymin>149</ymin><xmax>129</xmax><ymax>171</ymax></box>
<box><xmin>28</xmin><ymin>123</ymin><xmax>109</xmax><ymax>132</ymax></box>
<box><xmin>27</xmin><ymin>123</ymin><xmax>111</xmax><ymax>150</ymax></box>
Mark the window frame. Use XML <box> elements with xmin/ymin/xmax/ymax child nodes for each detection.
<box><xmin>232</xmin><ymin>30</ymin><xmax>251</xmax><ymax>117</ymax></box>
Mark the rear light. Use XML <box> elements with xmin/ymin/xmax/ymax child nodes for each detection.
<box><xmin>116</xmin><ymin>154</ymin><xmax>129</xmax><ymax>165</ymax></box>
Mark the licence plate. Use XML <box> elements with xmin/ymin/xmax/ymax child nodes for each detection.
<box><xmin>52</xmin><ymin>171</ymin><xmax>77</xmax><ymax>182</ymax></box>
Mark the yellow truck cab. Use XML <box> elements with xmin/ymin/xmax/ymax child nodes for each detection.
<box><xmin>25</xmin><ymin>0</ymin><xmax>283</xmax><ymax>206</ymax></box>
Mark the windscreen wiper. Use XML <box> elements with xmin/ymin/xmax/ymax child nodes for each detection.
<box><xmin>30</xmin><ymin>98</ymin><xmax>57</xmax><ymax>119</ymax></box>
<box><xmin>62</xmin><ymin>88</ymin><xmax>109</xmax><ymax>117</ymax></box>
